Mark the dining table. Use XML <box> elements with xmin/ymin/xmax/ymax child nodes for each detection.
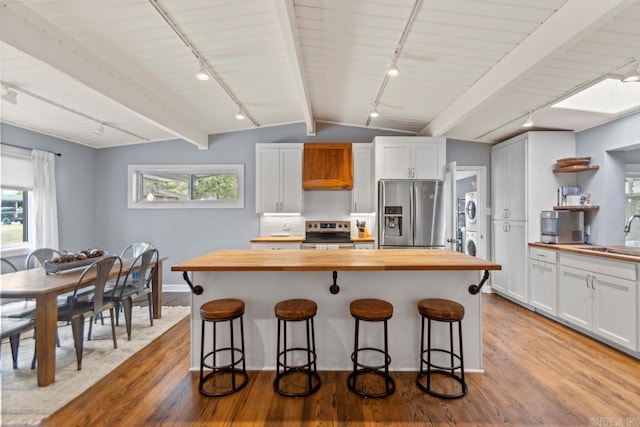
<box><xmin>0</xmin><ymin>257</ymin><xmax>165</xmax><ymax>386</ymax></box>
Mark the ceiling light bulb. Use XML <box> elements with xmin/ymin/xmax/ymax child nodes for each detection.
<box><xmin>195</xmin><ymin>63</ymin><xmax>210</xmax><ymax>81</ymax></box>
<box><xmin>235</xmin><ymin>108</ymin><xmax>245</xmax><ymax>120</ymax></box>
<box><xmin>369</xmin><ymin>108</ymin><xmax>379</xmax><ymax>118</ymax></box>
<box><xmin>94</xmin><ymin>122</ymin><xmax>105</xmax><ymax>136</ymax></box>
<box><xmin>522</xmin><ymin>114</ymin><xmax>534</xmax><ymax>128</ymax></box>
<box><xmin>386</xmin><ymin>62</ymin><xmax>399</xmax><ymax>77</ymax></box>
<box><xmin>1</xmin><ymin>85</ymin><xmax>18</xmax><ymax>105</ymax></box>
<box><xmin>622</xmin><ymin>63</ymin><xmax>640</xmax><ymax>83</ymax></box>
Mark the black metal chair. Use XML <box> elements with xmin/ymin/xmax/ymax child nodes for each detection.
<box><xmin>57</xmin><ymin>256</ymin><xmax>122</xmax><ymax>370</ymax></box>
<box><xmin>1</xmin><ymin>317</ymin><xmax>36</xmax><ymax>369</ymax></box>
<box><xmin>103</xmin><ymin>248</ymin><xmax>158</xmax><ymax>340</ymax></box>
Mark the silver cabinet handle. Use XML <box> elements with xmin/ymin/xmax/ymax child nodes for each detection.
<box><xmin>412</xmin><ymin>167</ymin><xmax>415</xmax><ymax>178</ymax></box>
<box><xmin>354</xmin><ymin>202</ymin><xmax>357</xmax><ymax>212</ymax></box>
<box><xmin>591</xmin><ymin>275</ymin><xmax>596</xmax><ymax>289</ymax></box>
<box><xmin>408</xmin><ymin>167</ymin><xmax>411</xmax><ymax>178</ymax></box>
<box><xmin>586</xmin><ymin>274</ymin><xmax>591</xmax><ymax>288</ymax></box>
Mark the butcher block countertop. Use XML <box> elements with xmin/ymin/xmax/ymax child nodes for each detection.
<box><xmin>172</xmin><ymin>249</ymin><xmax>501</xmax><ymax>272</ymax></box>
<box><xmin>530</xmin><ymin>242</ymin><xmax>640</xmax><ymax>263</ymax></box>
<box><xmin>250</xmin><ymin>235</ymin><xmax>376</xmax><ymax>243</ymax></box>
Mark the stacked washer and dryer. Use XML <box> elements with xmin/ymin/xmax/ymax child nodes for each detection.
<box><xmin>464</xmin><ymin>192</ymin><xmax>478</xmax><ymax>257</ymax></box>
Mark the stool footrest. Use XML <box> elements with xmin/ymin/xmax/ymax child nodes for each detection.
<box><xmin>420</xmin><ymin>348</ymin><xmax>463</xmax><ymax>371</ymax></box>
<box><xmin>202</xmin><ymin>347</ymin><xmax>245</xmax><ymax>371</ymax></box>
<box><xmin>277</xmin><ymin>347</ymin><xmax>317</xmax><ymax>371</ymax></box>
<box><xmin>350</xmin><ymin>347</ymin><xmax>392</xmax><ymax>371</ymax></box>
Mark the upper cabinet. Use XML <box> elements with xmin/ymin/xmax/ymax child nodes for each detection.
<box><xmin>491</xmin><ymin>138</ymin><xmax>527</xmax><ymax>221</ymax></box>
<box><xmin>255</xmin><ymin>143</ymin><xmax>303</xmax><ymax>213</ymax></box>
<box><xmin>303</xmin><ymin>143</ymin><xmax>353</xmax><ymax>190</ymax></box>
<box><xmin>352</xmin><ymin>143</ymin><xmax>374</xmax><ymax>213</ymax></box>
<box><xmin>374</xmin><ymin>137</ymin><xmax>446</xmax><ymax>180</ymax></box>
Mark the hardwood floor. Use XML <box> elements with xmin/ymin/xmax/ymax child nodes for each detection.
<box><xmin>42</xmin><ymin>292</ymin><xmax>640</xmax><ymax>426</ymax></box>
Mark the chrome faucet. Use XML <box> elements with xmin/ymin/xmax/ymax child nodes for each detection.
<box><xmin>624</xmin><ymin>214</ymin><xmax>640</xmax><ymax>234</ymax></box>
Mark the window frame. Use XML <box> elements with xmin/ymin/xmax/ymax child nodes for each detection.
<box><xmin>127</xmin><ymin>164</ymin><xmax>245</xmax><ymax>209</ymax></box>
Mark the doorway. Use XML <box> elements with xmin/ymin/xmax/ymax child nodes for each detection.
<box><xmin>455</xmin><ymin>166</ymin><xmax>487</xmax><ymax>260</ymax></box>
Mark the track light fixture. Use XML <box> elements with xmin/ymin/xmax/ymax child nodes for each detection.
<box><xmin>235</xmin><ymin>106</ymin><xmax>245</xmax><ymax>120</ymax></box>
<box><xmin>522</xmin><ymin>114</ymin><xmax>534</xmax><ymax>128</ymax></box>
<box><xmin>386</xmin><ymin>60</ymin><xmax>400</xmax><ymax>77</ymax></box>
<box><xmin>622</xmin><ymin>62</ymin><xmax>640</xmax><ymax>83</ymax></box>
<box><xmin>195</xmin><ymin>62</ymin><xmax>210</xmax><ymax>81</ymax></box>
<box><xmin>94</xmin><ymin>122</ymin><xmax>105</xmax><ymax>136</ymax></box>
<box><xmin>1</xmin><ymin>84</ymin><xmax>18</xmax><ymax>105</ymax></box>
<box><xmin>369</xmin><ymin>107</ymin><xmax>379</xmax><ymax>118</ymax></box>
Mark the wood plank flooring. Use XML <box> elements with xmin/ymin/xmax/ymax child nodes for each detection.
<box><xmin>41</xmin><ymin>293</ymin><xmax>640</xmax><ymax>426</ymax></box>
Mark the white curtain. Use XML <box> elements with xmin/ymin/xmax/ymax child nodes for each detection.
<box><xmin>31</xmin><ymin>150</ymin><xmax>59</xmax><ymax>249</ymax></box>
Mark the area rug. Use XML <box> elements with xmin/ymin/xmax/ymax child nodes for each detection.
<box><xmin>0</xmin><ymin>305</ymin><xmax>190</xmax><ymax>426</ymax></box>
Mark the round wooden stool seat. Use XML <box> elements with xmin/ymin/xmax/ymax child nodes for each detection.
<box><xmin>350</xmin><ymin>298</ymin><xmax>393</xmax><ymax>321</ymax></box>
<box><xmin>275</xmin><ymin>299</ymin><xmax>317</xmax><ymax>321</ymax></box>
<box><xmin>200</xmin><ymin>299</ymin><xmax>245</xmax><ymax>321</ymax></box>
<box><xmin>418</xmin><ymin>298</ymin><xmax>464</xmax><ymax>321</ymax></box>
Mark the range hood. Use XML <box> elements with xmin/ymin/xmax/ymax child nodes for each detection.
<box><xmin>303</xmin><ymin>143</ymin><xmax>353</xmax><ymax>190</ymax></box>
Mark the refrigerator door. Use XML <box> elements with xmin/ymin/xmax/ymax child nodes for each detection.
<box><xmin>413</xmin><ymin>180</ymin><xmax>446</xmax><ymax>247</ymax></box>
<box><xmin>379</xmin><ymin>180</ymin><xmax>413</xmax><ymax>247</ymax></box>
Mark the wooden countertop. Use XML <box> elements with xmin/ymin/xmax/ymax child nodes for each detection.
<box><xmin>250</xmin><ymin>235</ymin><xmax>376</xmax><ymax>243</ymax></box>
<box><xmin>530</xmin><ymin>242</ymin><xmax>640</xmax><ymax>263</ymax></box>
<box><xmin>172</xmin><ymin>249</ymin><xmax>501</xmax><ymax>272</ymax></box>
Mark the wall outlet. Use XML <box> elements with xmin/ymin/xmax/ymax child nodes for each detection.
<box><xmin>283</xmin><ymin>223</ymin><xmax>291</xmax><ymax>231</ymax></box>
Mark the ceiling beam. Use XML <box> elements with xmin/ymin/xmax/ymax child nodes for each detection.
<box><xmin>0</xmin><ymin>2</ymin><xmax>209</xmax><ymax>149</ymax></box>
<box><xmin>273</xmin><ymin>0</ymin><xmax>315</xmax><ymax>136</ymax></box>
<box><xmin>420</xmin><ymin>0</ymin><xmax>636</xmax><ymax>137</ymax></box>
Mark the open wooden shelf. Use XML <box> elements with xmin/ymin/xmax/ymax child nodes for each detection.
<box><xmin>553</xmin><ymin>205</ymin><xmax>599</xmax><ymax>211</ymax></box>
<box><xmin>553</xmin><ymin>165</ymin><xmax>599</xmax><ymax>173</ymax></box>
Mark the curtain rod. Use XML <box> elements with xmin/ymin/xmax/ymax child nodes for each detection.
<box><xmin>0</xmin><ymin>142</ymin><xmax>62</xmax><ymax>157</ymax></box>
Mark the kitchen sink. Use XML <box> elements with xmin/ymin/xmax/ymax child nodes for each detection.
<box><xmin>580</xmin><ymin>246</ymin><xmax>640</xmax><ymax>257</ymax></box>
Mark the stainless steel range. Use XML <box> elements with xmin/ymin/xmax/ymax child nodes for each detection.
<box><xmin>301</xmin><ymin>220</ymin><xmax>355</xmax><ymax>249</ymax></box>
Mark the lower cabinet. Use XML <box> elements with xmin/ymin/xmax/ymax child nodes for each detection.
<box><xmin>250</xmin><ymin>242</ymin><xmax>301</xmax><ymax>250</ymax></box>
<box><xmin>529</xmin><ymin>247</ymin><xmax>557</xmax><ymax>316</ymax></box>
<box><xmin>558</xmin><ymin>254</ymin><xmax>637</xmax><ymax>351</ymax></box>
<box><xmin>491</xmin><ymin>220</ymin><xmax>527</xmax><ymax>304</ymax></box>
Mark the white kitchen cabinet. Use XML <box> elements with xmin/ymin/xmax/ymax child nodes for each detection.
<box><xmin>250</xmin><ymin>242</ymin><xmax>301</xmax><ymax>250</ymax></box>
<box><xmin>491</xmin><ymin>220</ymin><xmax>527</xmax><ymax>303</ymax></box>
<box><xmin>490</xmin><ymin>131</ymin><xmax>575</xmax><ymax>307</ymax></box>
<box><xmin>529</xmin><ymin>247</ymin><xmax>558</xmax><ymax>316</ymax></box>
<box><xmin>352</xmin><ymin>143</ymin><xmax>374</xmax><ymax>213</ymax></box>
<box><xmin>374</xmin><ymin>137</ymin><xmax>446</xmax><ymax>180</ymax></box>
<box><xmin>558</xmin><ymin>253</ymin><xmax>637</xmax><ymax>351</ymax></box>
<box><xmin>255</xmin><ymin>143</ymin><xmax>303</xmax><ymax>213</ymax></box>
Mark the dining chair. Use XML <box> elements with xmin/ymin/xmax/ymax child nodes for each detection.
<box><xmin>1</xmin><ymin>317</ymin><xmax>36</xmax><ymax>369</ymax></box>
<box><xmin>120</xmin><ymin>241</ymin><xmax>154</xmax><ymax>259</ymax></box>
<box><xmin>57</xmin><ymin>255</ymin><xmax>122</xmax><ymax>370</ymax></box>
<box><xmin>103</xmin><ymin>248</ymin><xmax>158</xmax><ymax>340</ymax></box>
<box><xmin>25</xmin><ymin>248</ymin><xmax>63</xmax><ymax>270</ymax></box>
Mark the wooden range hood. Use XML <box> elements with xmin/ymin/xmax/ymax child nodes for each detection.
<box><xmin>303</xmin><ymin>143</ymin><xmax>353</xmax><ymax>190</ymax></box>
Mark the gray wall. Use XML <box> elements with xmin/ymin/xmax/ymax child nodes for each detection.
<box><xmin>2</xmin><ymin>122</ymin><xmax>494</xmax><ymax>283</ymax></box>
<box><xmin>576</xmin><ymin>111</ymin><xmax>640</xmax><ymax>245</ymax></box>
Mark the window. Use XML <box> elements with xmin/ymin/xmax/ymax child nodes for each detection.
<box><xmin>1</xmin><ymin>145</ymin><xmax>34</xmax><ymax>253</ymax></box>
<box><xmin>128</xmin><ymin>164</ymin><xmax>244</xmax><ymax>209</ymax></box>
<box><xmin>1</xmin><ymin>189</ymin><xmax>28</xmax><ymax>245</ymax></box>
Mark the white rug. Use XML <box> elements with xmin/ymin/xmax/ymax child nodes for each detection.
<box><xmin>0</xmin><ymin>305</ymin><xmax>190</xmax><ymax>426</ymax></box>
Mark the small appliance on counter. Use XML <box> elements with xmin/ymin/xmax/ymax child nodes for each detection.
<box><xmin>540</xmin><ymin>210</ymin><xmax>584</xmax><ymax>244</ymax></box>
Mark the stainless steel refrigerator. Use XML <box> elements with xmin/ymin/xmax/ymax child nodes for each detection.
<box><xmin>378</xmin><ymin>180</ymin><xmax>445</xmax><ymax>248</ymax></box>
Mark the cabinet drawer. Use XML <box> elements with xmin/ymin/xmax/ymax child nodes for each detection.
<box><xmin>559</xmin><ymin>253</ymin><xmax>636</xmax><ymax>281</ymax></box>
<box><xmin>529</xmin><ymin>247</ymin><xmax>557</xmax><ymax>264</ymax></box>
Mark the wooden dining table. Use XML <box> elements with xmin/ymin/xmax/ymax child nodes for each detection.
<box><xmin>0</xmin><ymin>257</ymin><xmax>164</xmax><ymax>386</ymax></box>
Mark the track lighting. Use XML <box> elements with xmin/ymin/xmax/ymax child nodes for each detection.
<box><xmin>386</xmin><ymin>61</ymin><xmax>399</xmax><ymax>77</ymax></box>
<box><xmin>2</xmin><ymin>84</ymin><xmax>18</xmax><ymax>105</ymax></box>
<box><xmin>94</xmin><ymin>122</ymin><xmax>105</xmax><ymax>136</ymax></box>
<box><xmin>522</xmin><ymin>114</ymin><xmax>534</xmax><ymax>128</ymax></box>
<box><xmin>195</xmin><ymin>63</ymin><xmax>210</xmax><ymax>81</ymax></box>
<box><xmin>369</xmin><ymin>107</ymin><xmax>379</xmax><ymax>118</ymax></box>
<box><xmin>235</xmin><ymin>106</ymin><xmax>245</xmax><ymax>120</ymax></box>
<box><xmin>622</xmin><ymin>62</ymin><xmax>640</xmax><ymax>83</ymax></box>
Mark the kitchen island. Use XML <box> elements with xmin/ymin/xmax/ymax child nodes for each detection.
<box><xmin>172</xmin><ymin>249</ymin><xmax>500</xmax><ymax>372</ymax></box>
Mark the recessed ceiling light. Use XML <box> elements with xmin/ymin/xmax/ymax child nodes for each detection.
<box><xmin>195</xmin><ymin>63</ymin><xmax>210</xmax><ymax>81</ymax></box>
<box><xmin>522</xmin><ymin>114</ymin><xmax>534</xmax><ymax>128</ymax></box>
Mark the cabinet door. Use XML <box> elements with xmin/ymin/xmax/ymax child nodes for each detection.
<box><xmin>377</xmin><ymin>141</ymin><xmax>411</xmax><ymax>179</ymax></box>
<box><xmin>506</xmin><ymin>140</ymin><xmax>527</xmax><ymax>221</ymax></box>
<box><xmin>256</xmin><ymin>148</ymin><xmax>281</xmax><ymax>213</ymax></box>
<box><xmin>491</xmin><ymin>147</ymin><xmax>509</xmax><ymax>220</ymax></box>
<box><xmin>558</xmin><ymin>265</ymin><xmax>592</xmax><ymax>330</ymax></box>
<box><xmin>412</xmin><ymin>140</ymin><xmax>445</xmax><ymax>179</ymax></box>
<box><xmin>506</xmin><ymin>221</ymin><xmax>528</xmax><ymax>303</ymax></box>
<box><xmin>593</xmin><ymin>274</ymin><xmax>637</xmax><ymax>350</ymax></box>
<box><xmin>280</xmin><ymin>147</ymin><xmax>303</xmax><ymax>213</ymax></box>
<box><xmin>530</xmin><ymin>259</ymin><xmax>557</xmax><ymax>315</ymax></box>
<box><xmin>491</xmin><ymin>220</ymin><xmax>508</xmax><ymax>292</ymax></box>
<box><xmin>352</xmin><ymin>144</ymin><xmax>374</xmax><ymax>213</ymax></box>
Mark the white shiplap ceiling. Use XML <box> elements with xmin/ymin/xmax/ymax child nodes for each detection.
<box><xmin>1</xmin><ymin>0</ymin><xmax>639</xmax><ymax>149</ymax></box>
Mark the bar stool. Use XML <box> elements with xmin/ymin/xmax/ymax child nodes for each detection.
<box><xmin>199</xmin><ymin>298</ymin><xmax>248</xmax><ymax>397</ymax></box>
<box><xmin>348</xmin><ymin>298</ymin><xmax>395</xmax><ymax>398</ymax></box>
<box><xmin>416</xmin><ymin>298</ymin><xmax>467</xmax><ymax>399</ymax></box>
<box><xmin>274</xmin><ymin>298</ymin><xmax>321</xmax><ymax>397</ymax></box>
